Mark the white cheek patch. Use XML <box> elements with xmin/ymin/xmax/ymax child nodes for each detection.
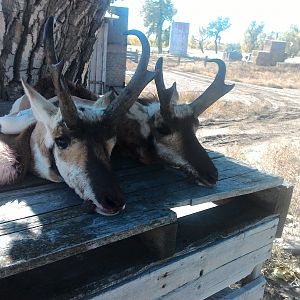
<box><xmin>127</xmin><ymin>103</ymin><xmax>151</xmax><ymax>138</ymax></box>
<box><xmin>155</xmin><ymin>140</ymin><xmax>199</xmax><ymax>178</ymax></box>
<box><xmin>0</xmin><ymin>109</ymin><xmax>36</xmax><ymax>134</ymax></box>
<box><xmin>156</xmin><ymin>141</ymin><xmax>189</xmax><ymax>167</ymax></box>
<box><xmin>54</xmin><ymin>156</ymin><xmax>98</xmax><ymax>204</ymax></box>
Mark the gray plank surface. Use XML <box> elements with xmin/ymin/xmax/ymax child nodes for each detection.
<box><xmin>0</xmin><ymin>202</ymin><xmax>176</xmax><ymax>278</ymax></box>
<box><xmin>0</xmin><ymin>152</ymin><xmax>282</xmax><ymax>281</ymax></box>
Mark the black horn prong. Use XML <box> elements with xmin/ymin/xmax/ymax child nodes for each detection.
<box><xmin>43</xmin><ymin>16</ymin><xmax>79</xmax><ymax>129</ymax></box>
<box><xmin>103</xmin><ymin>30</ymin><xmax>155</xmax><ymax>127</ymax></box>
<box><xmin>190</xmin><ymin>59</ymin><xmax>234</xmax><ymax>116</ymax></box>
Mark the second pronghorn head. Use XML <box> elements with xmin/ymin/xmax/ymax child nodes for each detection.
<box><xmin>117</xmin><ymin>58</ymin><xmax>234</xmax><ymax>187</ymax></box>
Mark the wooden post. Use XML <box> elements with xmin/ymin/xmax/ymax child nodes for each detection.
<box><xmin>138</xmin><ymin>223</ymin><xmax>178</xmax><ymax>259</ymax></box>
<box><xmin>241</xmin><ymin>183</ymin><xmax>293</xmax><ymax>237</ymax></box>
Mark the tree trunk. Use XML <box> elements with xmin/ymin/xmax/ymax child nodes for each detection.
<box><xmin>0</xmin><ymin>0</ymin><xmax>110</xmax><ymax>101</ymax></box>
<box><xmin>199</xmin><ymin>41</ymin><xmax>204</xmax><ymax>53</ymax></box>
<box><xmin>214</xmin><ymin>38</ymin><xmax>218</xmax><ymax>54</ymax></box>
<box><xmin>157</xmin><ymin>26</ymin><xmax>163</xmax><ymax>54</ymax></box>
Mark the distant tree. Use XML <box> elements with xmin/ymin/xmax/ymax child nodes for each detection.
<box><xmin>141</xmin><ymin>0</ymin><xmax>177</xmax><ymax>53</ymax></box>
<box><xmin>162</xmin><ymin>26</ymin><xmax>171</xmax><ymax>47</ymax></box>
<box><xmin>189</xmin><ymin>35</ymin><xmax>198</xmax><ymax>49</ymax></box>
<box><xmin>207</xmin><ymin>17</ymin><xmax>231</xmax><ymax>54</ymax></box>
<box><xmin>225</xmin><ymin>43</ymin><xmax>241</xmax><ymax>52</ymax></box>
<box><xmin>257</xmin><ymin>32</ymin><xmax>267</xmax><ymax>50</ymax></box>
<box><xmin>197</xmin><ymin>26</ymin><xmax>210</xmax><ymax>53</ymax></box>
<box><xmin>242</xmin><ymin>21</ymin><xmax>264</xmax><ymax>52</ymax></box>
<box><xmin>267</xmin><ymin>31</ymin><xmax>280</xmax><ymax>40</ymax></box>
<box><xmin>280</xmin><ymin>25</ymin><xmax>300</xmax><ymax>57</ymax></box>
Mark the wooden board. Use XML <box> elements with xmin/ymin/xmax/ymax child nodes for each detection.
<box><xmin>162</xmin><ymin>249</ymin><xmax>269</xmax><ymax>300</ymax></box>
<box><xmin>0</xmin><ymin>202</ymin><xmax>176</xmax><ymax>279</ymax></box>
<box><xmin>90</xmin><ymin>217</ymin><xmax>277</xmax><ymax>300</ymax></box>
<box><xmin>0</xmin><ymin>200</ymin><xmax>277</xmax><ymax>300</ymax></box>
<box><xmin>207</xmin><ymin>276</ymin><xmax>266</xmax><ymax>300</ymax></box>
<box><xmin>238</xmin><ymin>183</ymin><xmax>293</xmax><ymax>237</ymax></box>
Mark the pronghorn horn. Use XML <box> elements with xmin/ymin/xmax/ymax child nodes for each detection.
<box><xmin>103</xmin><ymin>30</ymin><xmax>156</xmax><ymax>125</ymax></box>
<box><xmin>43</xmin><ymin>16</ymin><xmax>79</xmax><ymax>129</ymax></box>
<box><xmin>154</xmin><ymin>57</ymin><xmax>179</xmax><ymax>120</ymax></box>
<box><xmin>190</xmin><ymin>59</ymin><xmax>234</xmax><ymax>116</ymax></box>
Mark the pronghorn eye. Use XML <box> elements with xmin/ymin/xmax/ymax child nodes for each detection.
<box><xmin>55</xmin><ymin>136</ymin><xmax>70</xmax><ymax>149</ymax></box>
<box><xmin>156</xmin><ymin>124</ymin><xmax>171</xmax><ymax>136</ymax></box>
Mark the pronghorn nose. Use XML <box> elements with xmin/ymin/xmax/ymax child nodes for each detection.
<box><xmin>209</xmin><ymin>168</ymin><xmax>218</xmax><ymax>183</ymax></box>
<box><xmin>103</xmin><ymin>195</ymin><xmax>125</xmax><ymax>211</ymax></box>
<box><xmin>203</xmin><ymin>169</ymin><xmax>218</xmax><ymax>186</ymax></box>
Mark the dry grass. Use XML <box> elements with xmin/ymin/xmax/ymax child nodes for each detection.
<box><xmin>172</xmin><ymin>60</ymin><xmax>300</xmax><ymax>90</ymax></box>
<box><xmin>263</xmin><ymin>244</ymin><xmax>300</xmax><ymax>299</ymax></box>
<box><xmin>222</xmin><ymin>142</ymin><xmax>300</xmax><ymax>232</ymax></box>
<box><xmin>129</xmin><ymin>54</ymin><xmax>300</xmax><ymax>89</ymax></box>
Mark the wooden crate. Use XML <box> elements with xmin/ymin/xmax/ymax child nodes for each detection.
<box><xmin>0</xmin><ymin>102</ymin><xmax>292</xmax><ymax>300</ymax></box>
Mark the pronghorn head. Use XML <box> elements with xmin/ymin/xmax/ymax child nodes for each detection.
<box><xmin>150</xmin><ymin>58</ymin><xmax>235</xmax><ymax>186</ymax></box>
<box><xmin>20</xmin><ymin>17</ymin><xmax>155</xmax><ymax>215</ymax></box>
<box><xmin>117</xmin><ymin>58</ymin><xmax>234</xmax><ymax>187</ymax></box>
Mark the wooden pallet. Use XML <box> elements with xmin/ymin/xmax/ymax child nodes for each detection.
<box><xmin>0</xmin><ymin>103</ymin><xmax>293</xmax><ymax>299</ymax></box>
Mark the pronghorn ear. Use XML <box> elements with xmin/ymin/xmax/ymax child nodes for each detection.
<box><xmin>94</xmin><ymin>91</ymin><xmax>116</xmax><ymax>108</ymax></box>
<box><xmin>21</xmin><ymin>79</ymin><xmax>58</xmax><ymax>124</ymax></box>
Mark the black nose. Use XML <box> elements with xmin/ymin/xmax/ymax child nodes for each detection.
<box><xmin>208</xmin><ymin>168</ymin><xmax>218</xmax><ymax>184</ymax></box>
<box><xmin>199</xmin><ymin>169</ymin><xmax>218</xmax><ymax>187</ymax></box>
<box><xmin>103</xmin><ymin>195</ymin><xmax>125</xmax><ymax>211</ymax></box>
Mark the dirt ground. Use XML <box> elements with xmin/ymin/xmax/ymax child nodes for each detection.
<box><xmin>136</xmin><ymin>62</ymin><xmax>300</xmax><ymax>299</ymax></box>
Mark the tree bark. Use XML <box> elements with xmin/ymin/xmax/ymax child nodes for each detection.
<box><xmin>0</xmin><ymin>0</ymin><xmax>110</xmax><ymax>101</ymax></box>
<box><xmin>157</xmin><ymin>25</ymin><xmax>163</xmax><ymax>54</ymax></box>
<box><xmin>214</xmin><ymin>38</ymin><xmax>218</xmax><ymax>54</ymax></box>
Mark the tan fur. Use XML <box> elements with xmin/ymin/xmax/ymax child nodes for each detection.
<box><xmin>0</xmin><ymin>125</ymin><xmax>34</xmax><ymax>185</ymax></box>
<box><xmin>30</xmin><ymin>123</ymin><xmax>61</xmax><ymax>182</ymax></box>
<box><xmin>53</xmin><ymin>124</ymin><xmax>88</xmax><ymax>168</ymax></box>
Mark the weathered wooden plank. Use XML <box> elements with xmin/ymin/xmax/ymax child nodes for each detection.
<box><xmin>138</xmin><ymin>223</ymin><xmax>178</xmax><ymax>259</ymax></box>
<box><xmin>0</xmin><ymin>153</ymin><xmax>267</xmax><ymax>199</ymax></box>
<box><xmin>89</xmin><ymin>217</ymin><xmax>277</xmax><ymax>300</ymax></box>
<box><xmin>0</xmin><ymin>175</ymin><xmax>48</xmax><ymax>193</ymax></box>
<box><xmin>161</xmin><ymin>246</ymin><xmax>271</xmax><ymax>300</ymax></box>
<box><xmin>189</xmin><ymin>169</ymin><xmax>282</xmax><ymax>206</ymax></box>
<box><xmin>0</xmin><ymin>157</ymin><xmax>281</xmax><ymax>227</ymax></box>
<box><xmin>0</xmin><ymin>203</ymin><xmax>177</xmax><ymax>279</ymax></box>
<box><xmin>0</xmin><ymin>149</ymin><xmax>224</xmax><ymax>193</ymax></box>
<box><xmin>207</xmin><ymin>276</ymin><xmax>266</xmax><ymax>300</ymax></box>
<box><xmin>241</xmin><ymin>262</ymin><xmax>263</xmax><ymax>286</ymax></box>
<box><xmin>174</xmin><ymin>200</ymin><xmax>278</xmax><ymax>255</ymax></box>
<box><xmin>239</xmin><ymin>183</ymin><xmax>293</xmax><ymax>237</ymax></box>
<box><xmin>0</xmin><ymin>204</ymin><xmax>277</xmax><ymax>299</ymax></box>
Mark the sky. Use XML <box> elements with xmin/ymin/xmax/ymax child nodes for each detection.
<box><xmin>113</xmin><ymin>0</ymin><xmax>300</xmax><ymax>43</ymax></box>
